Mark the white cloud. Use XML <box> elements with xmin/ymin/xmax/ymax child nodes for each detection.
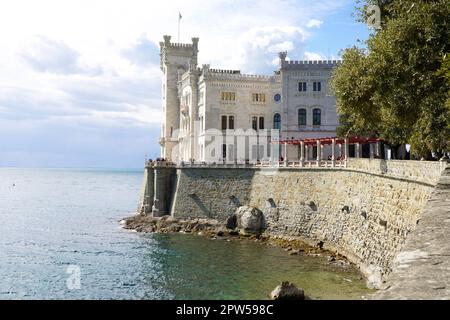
<box><xmin>230</xmin><ymin>26</ymin><xmax>309</xmax><ymax>74</ymax></box>
<box><xmin>19</xmin><ymin>36</ymin><xmax>103</xmax><ymax>76</ymax></box>
<box><xmin>306</xmin><ymin>19</ymin><xmax>324</xmax><ymax>28</ymax></box>
<box><xmin>304</xmin><ymin>51</ymin><xmax>327</xmax><ymax>60</ymax></box>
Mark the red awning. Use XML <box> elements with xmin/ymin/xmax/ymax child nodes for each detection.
<box><xmin>277</xmin><ymin>136</ymin><xmax>383</xmax><ymax>146</ymax></box>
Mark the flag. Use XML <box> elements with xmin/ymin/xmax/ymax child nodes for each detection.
<box><xmin>179</xmin><ymin>12</ymin><xmax>182</xmax><ymax>20</ymax></box>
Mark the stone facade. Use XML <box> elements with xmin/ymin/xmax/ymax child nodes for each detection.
<box><xmin>159</xmin><ymin>36</ymin><xmax>339</xmax><ymax>163</ymax></box>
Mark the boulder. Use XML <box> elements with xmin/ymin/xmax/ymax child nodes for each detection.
<box><xmin>270</xmin><ymin>282</ymin><xmax>305</xmax><ymax>300</ymax></box>
<box><xmin>236</xmin><ymin>206</ymin><xmax>265</xmax><ymax>235</ymax></box>
<box><xmin>216</xmin><ymin>227</ymin><xmax>225</xmax><ymax>237</ymax></box>
<box><xmin>225</xmin><ymin>213</ymin><xmax>238</xmax><ymax>229</ymax></box>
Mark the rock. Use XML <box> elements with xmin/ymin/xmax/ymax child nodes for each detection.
<box><xmin>226</xmin><ymin>214</ymin><xmax>238</xmax><ymax>229</ymax></box>
<box><xmin>166</xmin><ymin>224</ymin><xmax>182</xmax><ymax>232</ymax></box>
<box><xmin>270</xmin><ymin>282</ymin><xmax>305</xmax><ymax>300</ymax></box>
<box><xmin>236</xmin><ymin>206</ymin><xmax>265</xmax><ymax>235</ymax></box>
<box><xmin>216</xmin><ymin>228</ymin><xmax>225</xmax><ymax>237</ymax></box>
<box><xmin>366</xmin><ymin>265</ymin><xmax>383</xmax><ymax>289</ymax></box>
<box><xmin>228</xmin><ymin>230</ymin><xmax>239</xmax><ymax>236</ymax></box>
<box><xmin>192</xmin><ymin>223</ymin><xmax>205</xmax><ymax>233</ymax></box>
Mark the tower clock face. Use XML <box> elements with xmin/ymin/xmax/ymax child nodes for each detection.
<box><xmin>274</xmin><ymin>93</ymin><xmax>281</xmax><ymax>102</ymax></box>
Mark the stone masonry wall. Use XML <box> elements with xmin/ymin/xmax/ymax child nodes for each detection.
<box><xmin>347</xmin><ymin>158</ymin><xmax>445</xmax><ymax>185</ymax></box>
<box><xmin>169</xmin><ymin>162</ymin><xmax>445</xmax><ymax>285</ymax></box>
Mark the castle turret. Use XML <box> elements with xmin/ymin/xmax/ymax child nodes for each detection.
<box><xmin>159</xmin><ymin>35</ymin><xmax>199</xmax><ymax>160</ymax></box>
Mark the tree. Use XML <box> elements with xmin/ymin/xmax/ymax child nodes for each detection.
<box><xmin>331</xmin><ymin>0</ymin><xmax>450</xmax><ymax>158</ymax></box>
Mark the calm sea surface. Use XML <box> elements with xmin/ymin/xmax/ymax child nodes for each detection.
<box><xmin>0</xmin><ymin>168</ymin><xmax>372</xmax><ymax>299</ymax></box>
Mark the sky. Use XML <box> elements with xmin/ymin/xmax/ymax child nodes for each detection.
<box><xmin>0</xmin><ymin>0</ymin><xmax>370</xmax><ymax>169</ymax></box>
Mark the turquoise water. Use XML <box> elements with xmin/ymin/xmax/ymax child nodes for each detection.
<box><xmin>0</xmin><ymin>168</ymin><xmax>371</xmax><ymax>299</ymax></box>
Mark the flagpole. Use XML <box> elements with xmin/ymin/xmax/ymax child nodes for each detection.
<box><xmin>178</xmin><ymin>12</ymin><xmax>181</xmax><ymax>42</ymax></box>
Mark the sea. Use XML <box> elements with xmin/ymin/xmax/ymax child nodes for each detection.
<box><xmin>0</xmin><ymin>168</ymin><xmax>372</xmax><ymax>299</ymax></box>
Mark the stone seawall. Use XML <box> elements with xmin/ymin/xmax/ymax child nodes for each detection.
<box><xmin>168</xmin><ymin>161</ymin><xmax>447</xmax><ymax>287</ymax></box>
<box><xmin>372</xmin><ymin>166</ymin><xmax>450</xmax><ymax>299</ymax></box>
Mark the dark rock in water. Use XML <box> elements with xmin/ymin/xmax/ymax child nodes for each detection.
<box><xmin>226</xmin><ymin>214</ymin><xmax>238</xmax><ymax>229</ymax></box>
<box><xmin>236</xmin><ymin>206</ymin><xmax>265</xmax><ymax>235</ymax></box>
<box><xmin>216</xmin><ymin>228</ymin><xmax>225</xmax><ymax>237</ymax></box>
<box><xmin>270</xmin><ymin>282</ymin><xmax>305</xmax><ymax>300</ymax></box>
<box><xmin>228</xmin><ymin>230</ymin><xmax>239</xmax><ymax>236</ymax></box>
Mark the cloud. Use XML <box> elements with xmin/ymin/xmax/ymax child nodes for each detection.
<box><xmin>304</xmin><ymin>51</ymin><xmax>327</xmax><ymax>60</ymax></box>
<box><xmin>121</xmin><ymin>34</ymin><xmax>161</xmax><ymax>67</ymax></box>
<box><xmin>306</xmin><ymin>19</ymin><xmax>324</xmax><ymax>28</ymax></box>
<box><xmin>19</xmin><ymin>36</ymin><xmax>102</xmax><ymax>76</ymax></box>
<box><xmin>226</xmin><ymin>26</ymin><xmax>308</xmax><ymax>74</ymax></box>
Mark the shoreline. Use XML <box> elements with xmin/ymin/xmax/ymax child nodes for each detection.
<box><xmin>120</xmin><ymin>214</ymin><xmax>357</xmax><ymax>271</ymax></box>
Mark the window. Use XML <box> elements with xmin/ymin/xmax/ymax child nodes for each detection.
<box><xmin>252</xmin><ymin>116</ymin><xmax>258</xmax><ymax>130</ymax></box>
<box><xmin>222</xmin><ymin>144</ymin><xmax>227</xmax><ymax>159</ymax></box>
<box><xmin>252</xmin><ymin>93</ymin><xmax>266</xmax><ymax>103</ymax></box>
<box><xmin>198</xmin><ymin>116</ymin><xmax>204</xmax><ymax>132</ymax></box>
<box><xmin>299</xmin><ymin>82</ymin><xmax>307</xmax><ymax>92</ymax></box>
<box><xmin>221</xmin><ymin>92</ymin><xmax>236</xmax><ymax>101</ymax></box>
<box><xmin>273</xmin><ymin>113</ymin><xmax>281</xmax><ymax>130</ymax></box>
<box><xmin>313</xmin><ymin>82</ymin><xmax>321</xmax><ymax>92</ymax></box>
<box><xmin>274</xmin><ymin>93</ymin><xmax>281</xmax><ymax>102</ymax></box>
<box><xmin>313</xmin><ymin>108</ymin><xmax>321</xmax><ymax>126</ymax></box>
<box><xmin>222</xmin><ymin>115</ymin><xmax>235</xmax><ymax>130</ymax></box>
<box><xmin>221</xmin><ymin>115</ymin><xmax>227</xmax><ymax>130</ymax></box>
<box><xmin>259</xmin><ymin>117</ymin><xmax>264</xmax><ymax>130</ymax></box>
<box><xmin>229</xmin><ymin>116</ymin><xmax>234</xmax><ymax>130</ymax></box>
<box><xmin>298</xmin><ymin>108</ymin><xmax>307</xmax><ymax>126</ymax></box>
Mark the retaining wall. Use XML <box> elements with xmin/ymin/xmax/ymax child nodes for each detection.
<box><xmin>167</xmin><ymin>160</ymin><xmax>447</xmax><ymax>287</ymax></box>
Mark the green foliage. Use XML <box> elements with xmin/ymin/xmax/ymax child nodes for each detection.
<box><xmin>332</xmin><ymin>0</ymin><xmax>450</xmax><ymax>157</ymax></box>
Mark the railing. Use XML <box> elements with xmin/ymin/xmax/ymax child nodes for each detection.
<box><xmin>174</xmin><ymin>159</ymin><xmax>348</xmax><ymax>169</ymax></box>
<box><xmin>144</xmin><ymin>159</ymin><xmax>447</xmax><ymax>185</ymax></box>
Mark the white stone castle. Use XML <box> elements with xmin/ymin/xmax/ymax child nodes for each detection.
<box><xmin>159</xmin><ymin>35</ymin><xmax>340</xmax><ymax>163</ymax></box>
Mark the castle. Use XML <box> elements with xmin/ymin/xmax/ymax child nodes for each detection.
<box><xmin>159</xmin><ymin>35</ymin><xmax>340</xmax><ymax>163</ymax></box>
<box><xmin>137</xmin><ymin>35</ymin><xmax>450</xmax><ymax>300</ymax></box>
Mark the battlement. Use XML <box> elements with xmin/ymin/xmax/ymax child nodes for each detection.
<box><xmin>208</xmin><ymin>69</ymin><xmax>241</xmax><ymax>74</ymax></box>
<box><xmin>160</xmin><ymin>35</ymin><xmax>199</xmax><ymax>51</ymax></box>
<box><xmin>160</xmin><ymin>35</ymin><xmax>199</xmax><ymax>71</ymax></box>
<box><xmin>164</xmin><ymin>42</ymin><xmax>195</xmax><ymax>49</ymax></box>
<box><xmin>281</xmin><ymin>60</ymin><xmax>341</xmax><ymax>69</ymax></box>
<box><xmin>202</xmin><ymin>67</ymin><xmax>279</xmax><ymax>82</ymax></box>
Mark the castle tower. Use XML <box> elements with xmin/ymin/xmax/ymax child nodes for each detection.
<box><xmin>159</xmin><ymin>35</ymin><xmax>199</xmax><ymax>160</ymax></box>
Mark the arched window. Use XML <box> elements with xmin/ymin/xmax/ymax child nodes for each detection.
<box><xmin>298</xmin><ymin>108</ymin><xmax>307</xmax><ymax>126</ymax></box>
<box><xmin>259</xmin><ymin>117</ymin><xmax>264</xmax><ymax>130</ymax></box>
<box><xmin>313</xmin><ymin>109</ymin><xmax>321</xmax><ymax>126</ymax></box>
<box><xmin>273</xmin><ymin>113</ymin><xmax>281</xmax><ymax>130</ymax></box>
<box><xmin>221</xmin><ymin>115</ymin><xmax>227</xmax><ymax>130</ymax></box>
<box><xmin>252</xmin><ymin>116</ymin><xmax>258</xmax><ymax>130</ymax></box>
<box><xmin>229</xmin><ymin>116</ymin><xmax>234</xmax><ymax>130</ymax></box>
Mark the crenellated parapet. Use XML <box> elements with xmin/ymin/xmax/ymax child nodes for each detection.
<box><xmin>281</xmin><ymin>59</ymin><xmax>341</xmax><ymax>70</ymax></box>
<box><xmin>203</xmin><ymin>69</ymin><xmax>280</xmax><ymax>83</ymax></box>
<box><xmin>159</xmin><ymin>35</ymin><xmax>199</xmax><ymax>70</ymax></box>
<box><xmin>208</xmin><ymin>68</ymin><xmax>241</xmax><ymax>74</ymax></box>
